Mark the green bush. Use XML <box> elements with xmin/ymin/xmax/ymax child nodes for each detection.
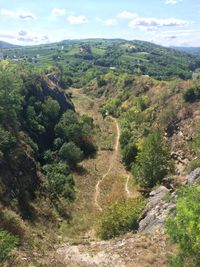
<box><xmin>0</xmin><ymin>209</ymin><xmax>26</xmax><ymax>241</ymax></box>
<box><xmin>59</xmin><ymin>142</ymin><xmax>83</xmax><ymax>167</ymax></box>
<box><xmin>43</xmin><ymin>163</ymin><xmax>75</xmax><ymax>201</ymax></box>
<box><xmin>166</xmin><ymin>186</ymin><xmax>200</xmax><ymax>266</ymax></box>
<box><xmin>0</xmin><ymin>127</ymin><xmax>16</xmax><ymax>153</ymax></box>
<box><xmin>97</xmin><ymin>197</ymin><xmax>145</xmax><ymax>240</ymax></box>
<box><xmin>183</xmin><ymin>84</ymin><xmax>200</xmax><ymax>103</ymax></box>
<box><xmin>133</xmin><ymin>131</ymin><xmax>172</xmax><ymax>188</ymax></box>
<box><xmin>167</xmin><ymin>254</ymin><xmax>184</xmax><ymax>267</ymax></box>
<box><xmin>0</xmin><ymin>229</ymin><xmax>19</xmax><ymax>263</ymax></box>
<box><xmin>122</xmin><ymin>143</ymin><xmax>138</xmax><ymax>169</ymax></box>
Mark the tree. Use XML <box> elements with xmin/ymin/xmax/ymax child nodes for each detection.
<box><xmin>122</xmin><ymin>143</ymin><xmax>138</xmax><ymax>169</ymax></box>
<box><xmin>133</xmin><ymin>131</ymin><xmax>172</xmax><ymax>188</ymax></box>
<box><xmin>43</xmin><ymin>163</ymin><xmax>75</xmax><ymax>201</ymax></box>
<box><xmin>59</xmin><ymin>142</ymin><xmax>83</xmax><ymax>167</ymax></box>
<box><xmin>0</xmin><ymin>63</ymin><xmax>23</xmax><ymax>126</ymax></box>
<box><xmin>166</xmin><ymin>186</ymin><xmax>200</xmax><ymax>266</ymax></box>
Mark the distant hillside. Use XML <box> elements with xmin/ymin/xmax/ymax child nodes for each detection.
<box><xmin>172</xmin><ymin>46</ymin><xmax>200</xmax><ymax>55</ymax></box>
<box><xmin>3</xmin><ymin>39</ymin><xmax>200</xmax><ymax>82</ymax></box>
<box><xmin>0</xmin><ymin>40</ymin><xmax>20</xmax><ymax>49</ymax></box>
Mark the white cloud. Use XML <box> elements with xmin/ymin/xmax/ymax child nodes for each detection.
<box><xmin>165</xmin><ymin>0</ymin><xmax>182</xmax><ymax>4</ymax></box>
<box><xmin>105</xmin><ymin>19</ymin><xmax>118</xmax><ymax>26</ymax></box>
<box><xmin>51</xmin><ymin>8</ymin><xmax>66</xmax><ymax>17</ymax></box>
<box><xmin>117</xmin><ymin>11</ymin><xmax>138</xmax><ymax>19</ymax></box>
<box><xmin>128</xmin><ymin>16</ymin><xmax>188</xmax><ymax>30</ymax></box>
<box><xmin>1</xmin><ymin>8</ymin><xmax>37</xmax><ymax>20</ymax></box>
<box><xmin>96</xmin><ymin>17</ymin><xmax>118</xmax><ymax>26</ymax></box>
<box><xmin>67</xmin><ymin>15</ymin><xmax>88</xmax><ymax>25</ymax></box>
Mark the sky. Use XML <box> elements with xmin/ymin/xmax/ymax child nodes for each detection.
<box><xmin>0</xmin><ymin>0</ymin><xmax>200</xmax><ymax>47</ymax></box>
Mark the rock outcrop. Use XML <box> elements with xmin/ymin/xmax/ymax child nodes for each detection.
<box><xmin>186</xmin><ymin>168</ymin><xmax>200</xmax><ymax>185</ymax></box>
<box><xmin>138</xmin><ymin>186</ymin><xmax>176</xmax><ymax>233</ymax></box>
<box><xmin>42</xmin><ymin>76</ymin><xmax>75</xmax><ymax>112</ymax></box>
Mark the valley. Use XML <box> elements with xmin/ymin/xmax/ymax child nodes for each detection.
<box><xmin>1</xmin><ymin>38</ymin><xmax>200</xmax><ymax>267</ymax></box>
<box><xmin>61</xmin><ymin>88</ymin><xmax>139</xmax><ymax>240</ymax></box>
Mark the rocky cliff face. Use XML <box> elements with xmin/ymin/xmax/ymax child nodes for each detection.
<box><xmin>24</xmin><ymin>75</ymin><xmax>75</xmax><ymax>113</ymax></box>
<box><xmin>138</xmin><ymin>168</ymin><xmax>200</xmax><ymax>233</ymax></box>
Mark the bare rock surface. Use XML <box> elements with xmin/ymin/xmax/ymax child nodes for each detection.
<box><xmin>56</xmin><ymin>231</ymin><xmax>171</xmax><ymax>267</ymax></box>
<box><xmin>138</xmin><ymin>186</ymin><xmax>176</xmax><ymax>233</ymax></box>
<box><xmin>186</xmin><ymin>168</ymin><xmax>200</xmax><ymax>185</ymax></box>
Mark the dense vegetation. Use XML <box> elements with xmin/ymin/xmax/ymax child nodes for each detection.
<box><xmin>166</xmin><ymin>186</ymin><xmax>200</xmax><ymax>267</ymax></box>
<box><xmin>0</xmin><ymin>60</ymin><xmax>96</xmax><ymax>262</ymax></box>
<box><xmin>97</xmin><ymin>197</ymin><xmax>145</xmax><ymax>240</ymax></box>
<box><xmin>1</xmin><ymin>38</ymin><xmax>200</xmax><ymax>265</ymax></box>
<box><xmin>133</xmin><ymin>131</ymin><xmax>172</xmax><ymax>188</ymax></box>
<box><xmin>2</xmin><ymin>39</ymin><xmax>200</xmax><ymax>87</ymax></box>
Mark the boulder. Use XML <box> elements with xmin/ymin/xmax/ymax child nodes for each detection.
<box><xmin>186</xmin><ymin>168</ymin><xmax>200</xmax><ymax>185</ymax></box>
<box><xmin>138</xmin><ymin>186</ymin><xmax>176</xmax><ymax>233</ymax></box>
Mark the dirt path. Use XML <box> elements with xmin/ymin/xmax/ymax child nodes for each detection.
<box><xmin>61</xmin><ymin>88</ymin><xmax>138</xmax><ymax>240</ymax></box>
<box><xmin>94</xmin><ymin>117</ymin><xmax>132</xmax><ymax>211</ymax></box>
<box><xmin>55</xmin><ymin>89</ymin><xmax>171</xmax><ymax>267</ymax></box>
<box><xmin>94</xmin><ymin>117</ymin><xmax>120</xmax><ymax>211</ymax></box>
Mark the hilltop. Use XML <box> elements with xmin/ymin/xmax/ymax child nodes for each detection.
<box><xmin>0</xmin><ymin>41</ymin><xmax>20</xmax><ymax>49</ymax></box>
<box><xmin>2</xmin><ymin>39</ymin><xmax>200</xmax><ymax>82</ymax></box>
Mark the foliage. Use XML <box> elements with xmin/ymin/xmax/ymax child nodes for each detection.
<box><xmin>167</xmin><ymin>254</ymin><xmax>184</xmax><ymax>267</ymax></box>
<box><xmin>133</xmin><ymin>131</ymin><xmax>172</xmax><ymax>188</ymax></box>
<box><xmin>55</xmin><ymin>110</ymin><xmax>96</xmax><ymax>156</ymax></box>
<box><xmin>0</xmin><ymin>229</ymin><xmax>19</xmax><ymax>263</ymax></box>
<box><xmin>166</xmin><ymin>186</ymin><xmax>200</xmax><ymax>266</ymax></box>
<box><xmin>100</xmin><ymin>98</ymin><xmax>121</xmax><ymax>117</ymax></box>
<box><xmin>59</xmin><ymin>142</ymin><xmax>83</xmax><ymax>167</ymax></box>
<box><xmin>0</xmin><ymin>62</ymin><xmax>23</xmax><ymax>126</ymax></box>
<box><xmin>183</xmin><ymin>84</ymin><xmax>200</xmax><ymax>103</ymax></box>
<box><xmin>0</xmin><ymin>127</ymin><xmax>16</xmax><ymax>154</ymax></box>
<box><xmin>97</xmin><ymin>197</ymin><xmax>145</xmax><ymax>240</ymax></box>
<box><xmin>43</xmin><ymin>163</ymin><xmax>75</xmax><ymax>201</ymax></box>
<box><xmin>122</xmin><ymin>143</ymin><xmax>138</xmax><ymax>169</ymax></box>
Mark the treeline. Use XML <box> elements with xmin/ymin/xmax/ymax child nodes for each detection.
<box><xmin>0</xmin><ymin>61</ymin><xmax>96</xmax><ymax>263</ymax></box>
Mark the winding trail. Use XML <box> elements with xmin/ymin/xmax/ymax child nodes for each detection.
<box><xmin>94</xmin><ymin>117</ymin><xmax>131</xmax><ymax>211</ymax></box>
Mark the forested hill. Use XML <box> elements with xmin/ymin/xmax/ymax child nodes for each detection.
<box><xmin>2</xmin><ymin>39</ymin><xmax>200</xmax><ymax>82</ymax></box>
<box><xmin>0</xmin><ymin>41</ymin><xmax>20</xmax><ymax>48</ymax></box>
<box><xmin>172</xmin><ymin>46</ymin><xmax>200</xmax><ymax>55</ymax></box>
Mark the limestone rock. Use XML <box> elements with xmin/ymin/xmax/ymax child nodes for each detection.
<box><xmin>138</xmin><ymin>186</ymin><xmax>176</xmax><ymax>233</ymax></box>
<box><xmin>186</xmin><ymin>168</ymin><xmax>200</xmax><ymax>185</ymax></box>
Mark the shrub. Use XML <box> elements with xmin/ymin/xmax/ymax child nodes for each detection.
<box><xmin>0</xmin><ymin>127</ymin><xmax>16</xmax><ymax>154</ymax></box>
<box><xmin>133</xmin><ymin>131</ymin><xmax>172</xmax><ymax>188</ymax></box>
<box><xmin>97</xmin><ymin>197</ymin><xmax>145</xmax><ymax>240</ymax></box>
<box><xmin>166</xmin><ymin>186</ymin><xmax>200</xmax><ymax>266</ymax></box>
<box><xmin>59</xmin><ymin>142</ymin><xmax>83</xmax><ymax>167</ymax></box>
<box><xmin>122</xmin><ymin>143</ymin><xmax>138</xmax><ymax>169</ymax></box>
<box><xmin>43</xmin><ymin>163</ymin><xmax>75</xmax><ymax>201</ymax></box>
<box><xmin>0</xmin><ymin>229</ymin><xmax>19</xmax><ymax>263</ymax></box>
<box><xmin>183</xmin><ymin>84</ymin><xmax>200</xmax><ymax>103</ymax></box>
<box><xmin>0</xmin><ymin>209</ymin><xmax>26</xmax><ymax>242</ymax></box>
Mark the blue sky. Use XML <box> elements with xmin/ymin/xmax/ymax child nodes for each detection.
<box><xmin>0</xmin><ymin>0</ymin><xmax>199</xmax><ymax>46</ymax></box>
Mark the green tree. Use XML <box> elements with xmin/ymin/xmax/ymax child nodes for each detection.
<box><xmin>43</xmin><ymin>163</ymin><xmax>75</xmax><ymax>201</ymax></box>
<box><xmin>166</xmin><ymin>186</ymin><xmax>200</xmax><ymax>266</ymax></box>
<box><xmin>0</xmin><ymin>127</ymin><xmax>16</xmax><ymax>154</ymax></box>
<box><xmin>0</xmin><ymin>63</ymin><xmax>23</xmax><ymax>126</ymax></box>
<box><xmin>59</xmin><ymin>142</ymin><xmax>83</xmax><ymax>167</ymax></box>
<box><xmin>133</xmin><ymin>131</ymin><xmax>172</xmax><ymax>188</ymax></box>
<box><xmin>122</xmin><ymin>143</ymin><xmax>138</xmax><ymax>169</ymax></box>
